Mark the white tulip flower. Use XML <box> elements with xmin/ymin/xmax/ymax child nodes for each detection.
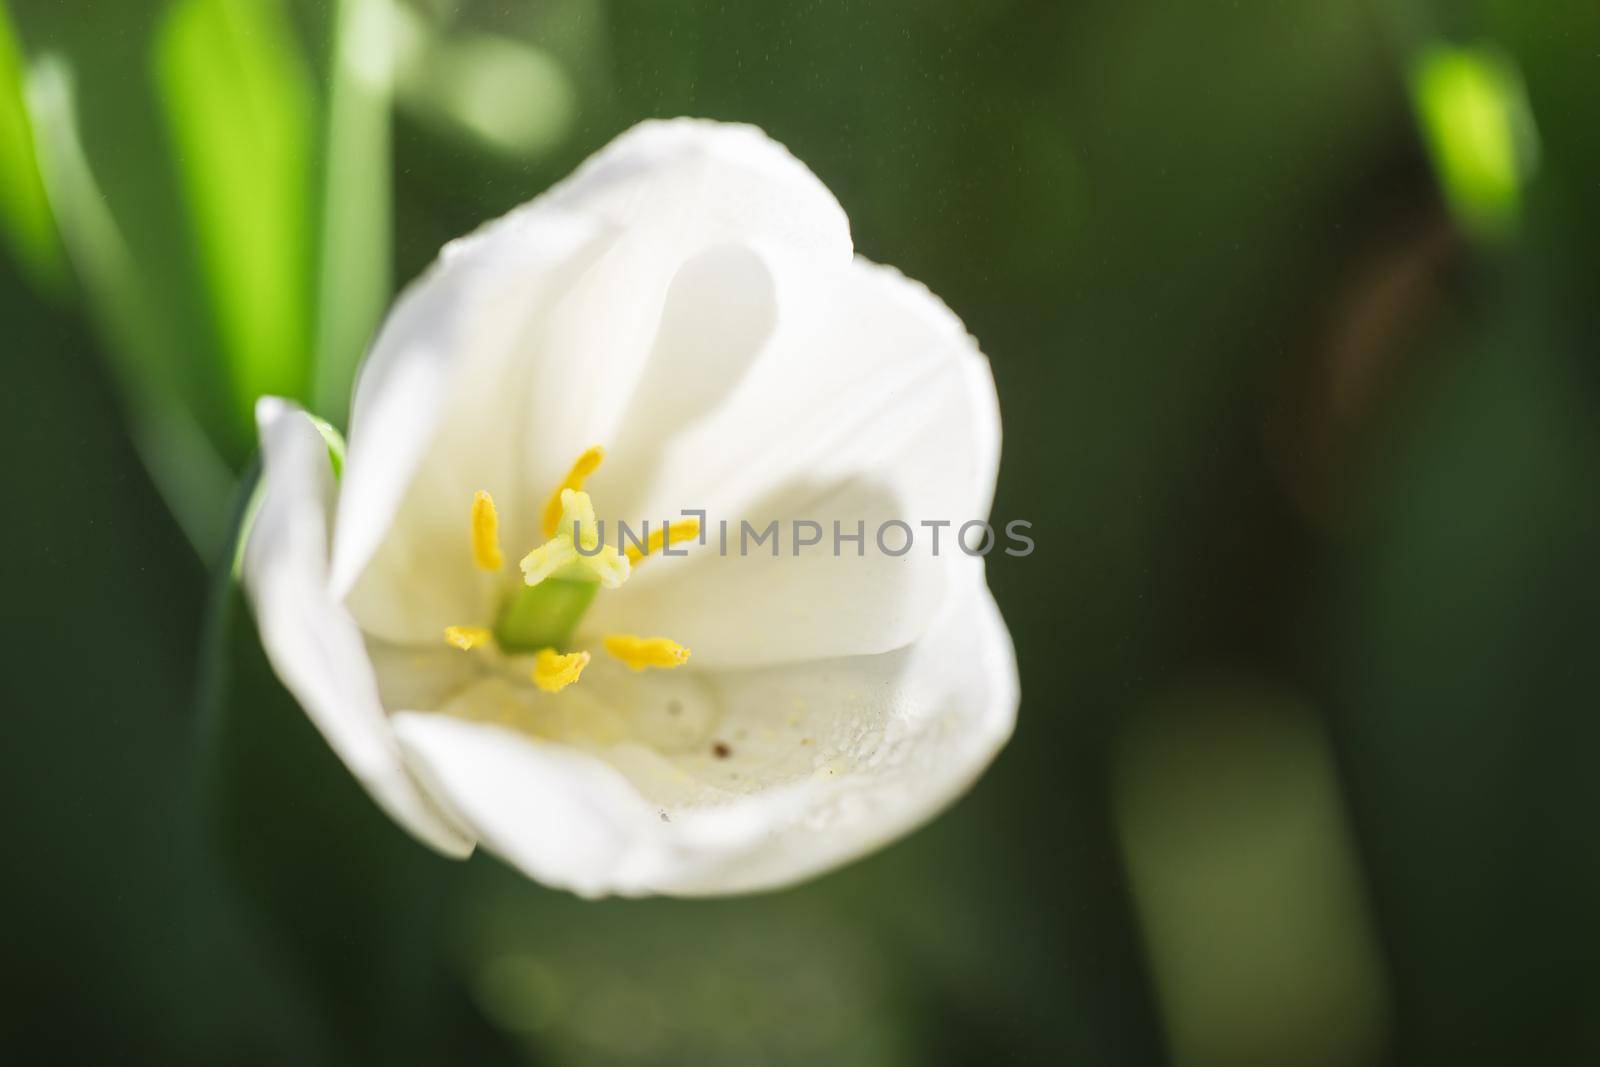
<box><xmin>244</xmin><ymin>119</ymin><xmax>1018</xmax><ymax>897</ymax></box>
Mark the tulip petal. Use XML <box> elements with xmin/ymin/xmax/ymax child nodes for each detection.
<box><xmin>330</xmin><ymin>207</ymin><xmax>608</xmax><ymax>639</ymax></box>
<box><xmin>585</xmin><ymin>253</ymin><xmax>1003</xmax><ymax>667</ymax></box>
<box><xmin>335</xmin><ymin>120</ymin><xmax>855</xmax><ymax>644</ymax></box>
<box><xmin>245</xmin><ymin>397</ymin><xmax>474</xmax><ymax>857</ymax></box>
<box><xmin>542</xmin><ymin>118</ymin><xmax>851</xmax><ymax>264</ymax></box>
<box><xmin>392</xmin><ymin>712</ymin><xmax>709</xmax><ymax>898</ymax></box>
<box><xmin>515</xmin><ymin>120</ymin><xmax>851</xmax><ymax>483</ymax></box>
<box><xmin>390</xmin><ymin>561</ymin><xmax>1015</xmax><ymax>896</ymax></box>
<box><xmin>663</xmin><ymin>562</ymin><xmax>1017</xmax><ymax>895</ymax></box>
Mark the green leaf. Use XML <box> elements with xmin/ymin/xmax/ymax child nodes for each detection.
<box><xmin>1409</xmin><ymin>44</ymin><xmax>1538</xmax><ymax>241</ymax></box>
<box><xmin>0</xmin><ymin>0</ymin><xmax>62</xmax><ymax>287</ymax></box>
<box><xmin>156</xmin><ymin>0</ymin><xmax>316</xmax><ymax>430</ymax></box>
<box><xmin>28</xmin><ymin>57</ymin><xmax>235</xmax><ymax>558</ymax></box>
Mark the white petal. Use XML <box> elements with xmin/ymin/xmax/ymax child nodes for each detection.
<box><xmin>392</xmin><ymin>711</ymin><xmax>731</xmax><ymax>898</ymax></box>
<box><xmin>366</xmin><ymin>638</ymin><xmax>482</xmax><ymax>713</ymax></box>
<box><xmin>390</xmin><ymin>562</ymin><xmax>1016</xmax><ymax>896</ymax></box>
<box><xmin>542</xmin><ymin>118</ymin><xmax>851</xmax><ymax>264</ymax></box>
<box><xmin>335</xmin><ymin>120</ymin><xmax>854</xmax><ymax>644</ymax></box>
<box><xmin>662</xmin><ymin>564</ymin><xmax>1017</xmax><ymax>895</ymax></box>
<box><xmin>244</xmin><ymin>398</ymin><xmax>474</xmax><ymax>857</ymax></box>
<box><xmin>521</xmin><ymin>119</ymin><xmax>852</xmax><ymax>493</ymax></box>
<box><xmin>585</xmin><ymin>253</ymin><xmax>1004</xmax><ymax>667</ymax></box>
<box><xmin>332</xmin><ymin>209</ymin><xmax>609</xmax><ymax>641</ymax></box>
<box><xmin>584</xmin><ymin>475</ymin><xmax>948</xmax><ymax>668</ymax></box>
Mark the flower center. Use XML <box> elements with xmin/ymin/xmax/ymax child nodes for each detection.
<box><xmin>443</xmin><ymin>446</ymin><xmax>694</xmax><ymax>693</ymax></box>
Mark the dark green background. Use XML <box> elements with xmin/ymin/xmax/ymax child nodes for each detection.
<box><xmin>2</xmin><ymin>1</ymin><xmax>1598</xmax><ymax>1064</ymax></box>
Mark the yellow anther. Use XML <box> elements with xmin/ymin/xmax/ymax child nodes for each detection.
<box><xmin>603</xmin><ymin>634</ymin><xmax>692</xmax><ymax>672</ymax></box>
<box><xmin>471</xmin><ymin>490</ymin><xmax>503</xmax><ymax>571</ymax></box>
<box><xmin>532</xmin><ymin>648</ymin><xmax>590</xmax><ymax>692</ymax></box>
<box><xmin>625</xmin><ymin>518</ymin><xmax>702</xmax><ymax>565</ymax></box>
<box><xmin>541</xmin><ymin>445</ymin><xmax>605</xmax><ymax>537</ymax></box>
<box><xmin>520</xmin><ymin>489</ymin><xmax>630</xmax><ymax>590</ymax></box>
<box><xmin>444</xmin><ymin>625</ymin><xmax>493</xmax><ymax>651</ymax></box>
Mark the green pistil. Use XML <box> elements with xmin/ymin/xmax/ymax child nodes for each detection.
<box><xmin>493</xmin><ymin>574</ymin><xmax>599</xmax><ymax>653</ymax></box>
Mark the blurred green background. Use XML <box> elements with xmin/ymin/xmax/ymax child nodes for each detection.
<box><xmin>2</xmin><ymin>1</ymin><xmax>1598</xmax><ymax>1063</ymax></box>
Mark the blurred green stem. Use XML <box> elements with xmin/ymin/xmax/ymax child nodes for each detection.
<box><xmin>312</xmin><ymin>0</ymin><xmax>395</xmax><ymax>424</ymax></box>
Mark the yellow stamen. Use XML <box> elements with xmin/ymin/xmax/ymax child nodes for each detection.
<box><xmin>532</xmin><ymin>648</ymin><xmax>590</xmax><ymax>692</ymax></box>
<box><xmin>444</xmin><ymin>625</ymin><xmax>493</xmax><ymax>651</ymax></box>
<box><xmin>520</xmin><ymin>489</ymin><xmax>630</xmax><ymax>589</ymax></box>
<box><xmin>603</xmin><ymin>634</ymin><xmax>692</xmax><ymax>672</ymax></box>
<box><xmin>625</xmin><ymin>518</ymin><xmax>702</xmax><ymax>565</ymax></box>
<box><xmin>541</xmin><ymin>446</ymin><xmax>605</xmax><ymax>538</ymax></box>
<box><xmin>471</xmin><ymin>490</ymin><xmax>503</xmax><ymax>571</ymax></box>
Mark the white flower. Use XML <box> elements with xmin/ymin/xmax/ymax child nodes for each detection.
<box><xmin>244</xmin><ymin>119</ymin><xmax>1017</xmax><ymax>898</ymax></box>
